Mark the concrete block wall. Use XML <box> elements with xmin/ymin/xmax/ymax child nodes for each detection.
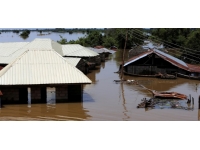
<box><xmin>1</xmin><ymin>88</ymin><xmax>19</xmax><ymax>101</ymax></box>
<box><xmin>56</xmin><ymin>86</ymin><xmax>68</xmax><ymax>100</ymax></box>
<box><xmin>31</xmin><ymin>87</ymin><xmax>41</xmax><ymax>100</ymax></box>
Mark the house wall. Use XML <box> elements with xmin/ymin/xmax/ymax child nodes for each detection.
<box><xmin>88</xmin><ymin>56</ymin><xmax>101</xmax><ymax>66</ymax></box>
<box><xmin>31</xmin><ymin>87</ymin><xmax>41</xmax><ymax>100</ymax></box>
<box><xmin>100</xmin><ymin>53</ymin><xmax>105</xmax><ymax>62</ymax></box>
<box><xmin>0</xmin><ymin>84</ymin><xmax>83</xmax><ymax>104</ymax></box>
<box><xmin>1</xmin><ymin>88</ymin><xmax>19</xmax><ymax>102</ymax></box>
<box><xmin>76</xmin><ymin>60</ymin><xmax>88</xmax><ymax>74</ymax></box>
<box><xmin>56</xmin><ymin>86</ymin><xmax>68</xmax><ymax>102</ymax></box>
<box><xmin>126</xmin><ymin>65</ymin><xmax>178</xmax><ymax>75</ymax></box>
<box><xmin>124</xmin><ymin>54</ymin><xmax>187</xmax><ymax>75</ymax></box>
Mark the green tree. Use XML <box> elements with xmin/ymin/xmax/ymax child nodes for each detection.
<box><xmin>151</xmin><ymin>28</ymin><xmax>192</xmax><ymax>48</ymax></box>
<box><xmin>20</xmin><ymin>30</ymin><xmax>30</xmax><ymax>39</ymax></box>
<box><xmin>104</xmin><ymin>28</ymin><xmax>144</xmax><ymax>49</ymax></box>
<box><xmin>102</xmin><ymin>36</ymin><xmax>118</xmax><ymax>48</ymax></box>
<box><xmin>57</xmin><ymin>35</ymin><xmax>67</xmax><ymax>44</ymax></box>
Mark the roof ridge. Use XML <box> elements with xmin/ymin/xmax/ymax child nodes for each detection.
<box><xmin>0</xmin><ymin>50</ymin><xmax>29</xmax><ymax>77</ymax></box>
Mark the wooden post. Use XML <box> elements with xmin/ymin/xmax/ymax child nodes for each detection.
<box><xmin>192</xmin><ymin>97</ymin><xmax>194</xmax><ymax>105</ymax></box>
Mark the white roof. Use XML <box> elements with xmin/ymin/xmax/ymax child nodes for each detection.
<box><xmin>0</xmin><ymin>42</ymin><xmax>29</xmax><ymax>64</ymax></box>
<box><xmin>124</xmin><ymin>51</ymin><xmax>153</xmax><ymax>66</ymax></box>
<box><xmin>0</xmin><ymin>49</ymin><xmax>92</xmax><ymax>85</ymax></box>
<box><xmin>23</xmin><ymin>38</ymin><xmax>63</xmax><ymax>55</ymax></box>
<box><xmin>62</xmin><ymin>44</ymin><xmax>99</xmax><ymax>57</ymax></box>
<box><xmin>0</xmin><ymin>38</ymin><xmax>64</xmax><ymax>64</ymax></box>
<box><xmin>88</xmin><ymin>47</ymin><xmax>116</xmax><ymax>54</ymax></box>
<box><xmin>65</xmin><ymin>57</ymin><xmax>81</xmax><ymax>66</ymax></box>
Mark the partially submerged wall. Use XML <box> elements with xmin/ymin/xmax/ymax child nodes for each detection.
<box><xmin>0</xmin><ymin>84</ymin><xmax>83</xmax><ymax>104</ymax></box>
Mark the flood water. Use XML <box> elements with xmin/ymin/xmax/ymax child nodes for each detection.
<box><xmin>0</xmin><ymin>48</ymin><xmax>200</xmax><ymax>121</ymax></box>
<box><xmin>0</xmin><ymin>31</ymin><xmax>86</xmax><ymax>42</ymax></box>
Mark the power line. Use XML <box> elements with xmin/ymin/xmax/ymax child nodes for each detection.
<box><xmin>133</xmin><ymin>28</ymin><xmax>200</xmax><ymax>54</ymax></box>
<box><xmin>127</xmin><ymin>30</ymin><xmax>200</xmax><ymax>64</ymax></box>
<box><xmin>129</xmin><ymin>29</ymin><xmax>200</xmax><ymax>59</ymax></box>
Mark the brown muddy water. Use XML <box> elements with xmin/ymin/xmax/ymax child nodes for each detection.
<box><xmin>1</xmin><ymin>50</ymin><xmax>200</xmax><ymax>121</ymax></box>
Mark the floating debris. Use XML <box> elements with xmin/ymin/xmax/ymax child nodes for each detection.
<box><xmin>137</xmin><ymin>98</ymin><xmax>193</xmax><ymax>111</ymax></box>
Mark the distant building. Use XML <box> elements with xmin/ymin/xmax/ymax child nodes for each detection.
<box><xmin>123</xmin><ymin>49</ymin><xmax>200</xmax><ymax>79</ymax></box>
<box><xmin>61</xmin><ymin>44</ymin><xmax>101</xmax><ymax>69</ymax></box>
<box><xmin>88</xmin><ymin>47</ymin><xmax>116</xmax><ymax>62</ymax></box>
<box><xmin>0</xmin><ymin>38</ymin><xmax>101</xmax><ymax>74</ymax></box>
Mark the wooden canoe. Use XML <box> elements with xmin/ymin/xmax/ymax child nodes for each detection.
<box><xmin>151</xmin><ymin>91</ymin><xmax>187</xmax><ymax>99</ymax></box>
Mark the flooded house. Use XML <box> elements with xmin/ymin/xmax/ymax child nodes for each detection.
<box><xmin>65</xmin><ymin>57</ymin><xmax>89</xmax><ymax>74</ymax></box>
<box><xmin>123</xmin><ymin>49</ymin><xmax>200</xmax><ymax>79</ymax></box>
<box><xmin>61</xmin><ymin>44</ymin><xmax>101</xmax><ymax>70</ymax></box>
<box><xmin>0</xmin><ymin>48</ymin><xmax>92</xmax><ymax>104</ymax></box>
<box><xmin>88</xmin><ymin>47</ymin><xmax>116</xmax><ymax>62</ymax></box>
<box><xmin>0</xmin><ymin>39</ymin><xmax>93</xmax><ymax>74</ymax></box>
<box><xmin>93</xmin><ymin>46</ymin><xmax>116</xmax><ymax>58</ymax></box>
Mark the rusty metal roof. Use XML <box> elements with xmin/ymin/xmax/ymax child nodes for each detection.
<box><xmin>186</xmin><ymin>64</ymin><xmax>200</xmax><ymax>72</ymax></box>
<box><xmin>124</xmin><ymin>49</ymin><xmax>198</xmax><ymax>72</ymax></box>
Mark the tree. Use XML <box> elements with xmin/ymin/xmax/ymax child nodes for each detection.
<box><xmin>20</xmin><ymin>30</ymin><xmax>30</xmax><ymax>39</ymax></box>
<box><xmin>151</xmin><ymin>28</ymin><xmax>192</xmax><ymax>48</ymax></box>
<box><xmin>104</xmin><ymin>28</ymin><xmax>144</xmax><ymax>49</ymax></box>
<box><xmin>182</xmin><ymin>29</ymin><xmax>200</xmax><ymax>63</ymax></box>
<box><xmin>103</xmin><ymin>36</ymin><xmax>118</xmax><ymax>48</ymax></box>
<box><xmin>57</xmin><ymin>35</ymin><xmax>67</xmax><ymax>44</ymax></box>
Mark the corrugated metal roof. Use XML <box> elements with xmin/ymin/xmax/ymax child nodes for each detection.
<box><xmin>124</xmin><ymin>50</ymin><xmax>154</xmax><ymax>66</ymax></box>
<box><xmin>65</xmin><ymin>57</ymin><xmax>81</xmax><ymax>66</ymax></box>
<box><xmin>124</xmin><ymin>49</ymin><xmax>192</xmax><ymax>72</ymax></box>
<box><xmin>23</xmin><ymin>38</ymin><xmax>63</xmax><ymax>55</ymax></box>
<box><xmin>0</xmin><ymin>42</ymin><xmax>29</xmax><ymax>64</ymax></box>
<box><xmin>187</xmin><ymin>64</ymin><xmax>200</xmax><ymax>72</ymax></box>
<box><xmin>62</xmin><ymin>44</ymin><xmax>99</xmax><ymax>57</ymax></box>
<box><xmin>154</xmin><ymin>49</ymin><xmax>187</xmax><ymax>67</ymax></box>
<box><xmin>88</xmin><ymin>47</ymin><xmax>105</xmax><ymax>53</ymax></box>
<box><xmin>0</xmin><ymin>38</ymin><xmax>64</xmax><ymax>64</ymax></box>
<box><xmin>0</xmin><ymin>49</ymin><xmax>92</xmax><ymax>85</ymax></box>
<box><xmin>88</xmin><ymin>47</ymin><xmax>116</xmax><ymax>54</ymax></box>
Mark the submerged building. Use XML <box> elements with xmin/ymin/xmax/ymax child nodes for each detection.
<box><xmin>61</xmin><ymin>44</ymin><xmax>101</xmax><ymax>70</ymax></box>
<box><xmin>123</xmin><ymin>49</ymin><xmax>200</xmax><ymax>78</ymax></box>
<box><xmin>0</xmin><ymin>39</ymin><xmax>100</xmax><ymax>74</ymax></box>
<box><xmin>88</xmin><ymin>47</ymin><xmax>116</xmax><ymax>62</ymax></box>
<box><xmin>0</xmin><ymin>48</ymin><xmax>92</xmax><ymax>104</ymax></box>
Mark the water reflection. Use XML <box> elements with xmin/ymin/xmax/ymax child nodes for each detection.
<box><xmin>0</xmin><ymin>102</ymin><xmax>91</xmax><ymax>121</ymax></box>
<box><xmin>120</xmin><ymin>83</ymin><xmax>130</xmax><ymax>120</ymax></box>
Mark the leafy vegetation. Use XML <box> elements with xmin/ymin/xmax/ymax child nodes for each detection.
<box><xmin>150</xmin><ymin>28</ymin><xmax>200</xmax><ymax>63</ymax></box>
<box><xmin>65</xmin><ymin>28</ymin><xmax>144</xmax><ymax>49</ymax></box>
<box><xmin>20</xmin><ymin>30</ymin><xmax>30</xmax><ymax>39</ymax></box>
<box><xmin>57</xmin><ymin>35</ymin><xmax>67</xmax><ymax>44</ymax></box>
